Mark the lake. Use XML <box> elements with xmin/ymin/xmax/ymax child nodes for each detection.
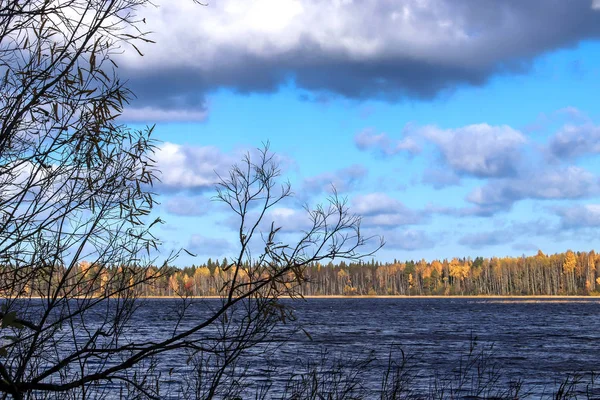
<box><xmin>129</xmin><ymin>297</ymin><xmax>600</xmax><ymax>398</ymax></box>
<box><xmin>10</xmin><ymin>297</ymin><xmax>600</xmax><ymax>398</ymax></box>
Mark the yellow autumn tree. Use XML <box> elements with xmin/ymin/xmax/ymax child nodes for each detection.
<box><xmin>168</xmin><ymin>274</ymin><xmax>180</xmax><ymax>296</ymax></box>
<box><xmin>431</xmin><ymin>260</ymin><xmax>443</xmax><ymax>276</ymax></box>
<box><xmin>417</xmin><ymin>259</ymin><xmax>429</xmax><ymax>279</ymax></box>
<box><xmin>449</xmin><ymin>259</ymin><xmax>470</xmax><ymax>281</ymax></box>
<box><xmin>563</xmin><ymin>250</ymin><xmax>577</xmax><ymax>274</ymax></box>
<box><xmin>194</xmin><ymin>266</ymin><xmax>212</xmax><ymax>295</ymax></box>
<box><xmin>563</xmin><ymin>250</ymin><xmax>577</xmax><ymax>293</ymax></box>
<box><xmin>536</xmin><ymin>249</ymin><xmax>546</xmax><ymax>259</ymax></box>
<box><xmin>449</xmin><ymin>258</ymin><xmax>470</xmax><ymax>294</ymax></box>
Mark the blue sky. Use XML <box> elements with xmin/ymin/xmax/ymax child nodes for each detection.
<box><xmin>118</xmin><ymin>0</ymin><xmax>600</xmax><ymax>265</ymax></box>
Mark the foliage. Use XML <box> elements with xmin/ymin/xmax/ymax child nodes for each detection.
<box><xmin>124</xmin><ymin>249</ymin><xmax>600</xmax><ymax>297</ymax></box>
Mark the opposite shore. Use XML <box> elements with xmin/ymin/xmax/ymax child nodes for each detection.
<box><xmin>137</xmin><ymin>294</ymin><xmax>600</xmax><ymax>299</ymax></box>
<box><xmin>10</xmin><ymin>295</ymin><xmax>600</xmax><ymax>301</ymax></box>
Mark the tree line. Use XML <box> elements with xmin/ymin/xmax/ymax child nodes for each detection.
<box><xmin>167</xmin><ymin>249</ymin><xmax>600</xmax><ymax>296</ymax></box>
<box><xmin>12</xmin><ymin>249</ymin><xmax>599</xmax><ymax>299</ymax></box>
<box><xmin>152</xmin><ymin>249</ymin><xmax>600</xmax><ymax>296</ymax></box>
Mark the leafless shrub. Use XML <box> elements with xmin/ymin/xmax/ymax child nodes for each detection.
<box><xmin>0</xmin><ymin>1</ymin><xmax>382</xmax><ymax>398</ymax></box>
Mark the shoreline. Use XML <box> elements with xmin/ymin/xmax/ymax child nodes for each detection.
<box><xmin>137</xmin><ymin>294</ymin><xmax>600</xmax><ymax>300</ymax></box>
<box><xmin>7</xmin><ymin>295</ymin><xmax>600</xmax><ymax>300</ymax></box>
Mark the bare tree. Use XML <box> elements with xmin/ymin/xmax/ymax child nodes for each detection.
<box><xmin>0</xmin><ymin>0</ymin><xmax>181</xmax><ymax>398</ymax></box>
<box><xmin>159</xmin><ymin>145</ymin><xmax>383</xmax><ymax>399</ymax></box>
<box><xmin>0</xmin><ymin>2</ymin><xmax>381</xmax><ymax>398</ymax></box>
<box><xmin>0</xmin><ymin>138</ymin><xmax>381</xmax><ymax>398</ymax></box>
<box><xmin>180</xmin><ymin>145</ymin><xmax>383</xmax><ymax>398</ymax></box>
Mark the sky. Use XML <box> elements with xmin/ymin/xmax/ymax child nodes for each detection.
<box><xmin>115</xmin><ymin>0</ymin><xmax>600</xmax><ymax>266</ymax></box>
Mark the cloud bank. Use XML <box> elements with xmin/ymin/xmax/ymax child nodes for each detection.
<box><xmin>119</xmin><ymin>0</ymin><xmax>600</xmax><ymax>116</ymax></box>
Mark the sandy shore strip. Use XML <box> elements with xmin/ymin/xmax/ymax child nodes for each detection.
<box><xmin>136</xmin><ymin>294</ymin><xmax>600</xmax><ymax>300</ymax></box>
<box><xmin>7</xmin><ymin>295</ymin><xmax>600</xmax><ymax>301</ymax></box>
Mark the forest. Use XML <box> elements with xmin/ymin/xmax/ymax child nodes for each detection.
<box><xmin>10</xmin><ymin>249</ymin><xmax>600</xmax><ymax>298</ymax></box>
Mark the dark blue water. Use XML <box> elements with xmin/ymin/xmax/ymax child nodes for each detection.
<box><xmin>11</xmin><ymin>297</ymin><xmax>600</xmax><ymax>398</ymax></box>
<box><xmin>286</xmin><ymin>298</ymin><xmax>600</xmax><ymax>376</ymax></box>
<box><xmin>131</xmin><ymin>297</ymin><xmax>600</xmax><ymax>397</ymax></box>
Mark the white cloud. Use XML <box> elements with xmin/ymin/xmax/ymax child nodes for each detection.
<box><xmin>352</xmin><ymin>193</ymin><xmax>422</xmax><ymax>228</ymax></box>
<box><xmin>355</xmin><ymin>129</ymin><xmax>420</xmax><ymax>156</ymax></box>
<box><xmin>557</xmin><ymin>204</ymin><xmax>600</xmax><ymax>228</ymax></box>
<box><xmin>302</xmin><ymin>164</ymin><xmax>368</xmax><ymax>195</ymax></box>
<box><xmin>188</xmin><ymin>234</ymin><xmax>233</xmax><ymax>256</ymax></box>
<box><xmin>154</xmin><ymin>143</ymin><xmax>233</xmax><ymax>192</ymax></box>
<box><xmin>459</xmin><ymin>230</ymin><xmax>514</xmax><ymax>249</ymax></box>
<box><xmin>548</xmin><ymin>123</ymin><xmax>600</xmax><ymax>159</ymax></box>
<box><xmin>466</xmin><ymin>166</ymin><xmax>600</xmax><ymax>214</ymax></box>
<box><xmin>422</xmin><ymin>123</ymin><xmax>526</xmax><ymax>178</ymax></box>
<box><xmin>164</xmin><ymin>195</ymin><xmax>211</xmax><ymax>216</ymax></box>
<box><xmin>221</xmin><ymin>206</ymin><xmax>313</xmax><ymax>235</ymax></box>
<box><xmin>129</xmin><ymin>0</ymin><xmax>594</xmax><ymax>70</ymax></box>
<box><xmin>383</xmin><ymin>229</ymin><xmax>435</xmax><ymax>251</ymax></box>
<box><xmin>264</xmin><ymin>207</ymin><xmax>313</xmax><ymax>232</ymax></box>
<box><xmin>119</xmin><ymin>107</ymin><xmax>208</xmax><ymax>123</ymax></box>
<box><xmin>421</xmin><ymin>168</ymin><xmax>461</xmax><ymax>189</ymax></box>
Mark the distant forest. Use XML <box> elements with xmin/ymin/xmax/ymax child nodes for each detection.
<box><xmin>12</xmin><ymin>250</ymin><xmax>600</xmax><ymax>297</ymax></box>
<box><xmin>165</xmin><ymin>249</ymin><xmax>600</xmax><ymax>296</ymax></box>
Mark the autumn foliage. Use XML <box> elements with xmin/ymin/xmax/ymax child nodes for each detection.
<box><xmin>31</xmin><ymin>249</ymin><xmax>600</xmax><ymax>299</ymax></box>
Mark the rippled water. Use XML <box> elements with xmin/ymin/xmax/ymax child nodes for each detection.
<box><xmin>14</xmin><ymin>297</ymin><xmax>600</xmax><ymax>398</ymax></box>
<box><xmin>288</xmin><ymin>298</ymin><xmax>600</xmax><ymax>374</ymax></box>
<box><xmin>131</xmin><ymin>297</ymin><xmax>600</xmax><ymax>397</ymax></box>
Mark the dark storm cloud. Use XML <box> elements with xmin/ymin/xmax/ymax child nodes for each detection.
<box><xmin>119</xmin><ymin>0</ymin><xmax>600</xmax><ymax>116</ymax></box>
